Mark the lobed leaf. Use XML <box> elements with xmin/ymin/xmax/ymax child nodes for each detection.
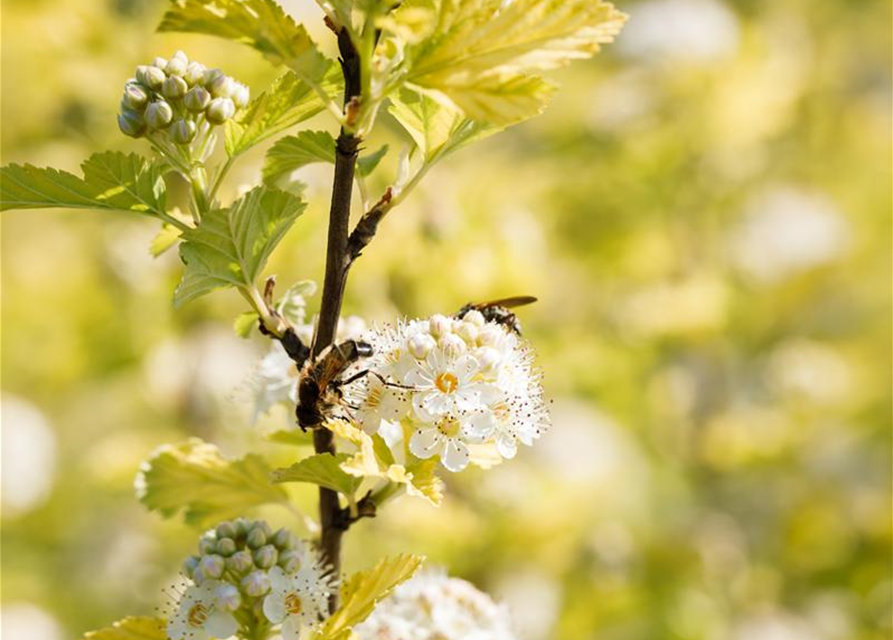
<box><xmin>315</xmin><ymin>554</ymin><xmax>425</xmax><ymax>640</ymax></box>
<box><xmin>1</xmin><ymin>151</ymin><xmax>167</xmax><ymax>218</ymax></box>
<box><xmin>81</xmin><ymin>617</ymin><xmax>167</xmax><ymax>640</ymax></box>
<box><xmin>225</xmin><ymin>68</ymin><xmax>343</xmax><ymax>157</ymax></box>
<box><xmin>272</xmin><ymin>452</ymin><xmax>363</xmax><ymax>497</ymax></box>
<box><xmin>135</xmin><ymin>438</ymin><xmax>288</xmax><ymax>528</ymax></box>
<box><xmin>262</xmin><ymin>130</ymin><xmax>337</xmax><ymax>185</ymax></box>
<box><xmin>174</xmin><ymin>185</ymin><xmax>305</xmax><ymax>307</ymax></box>
<box><xmin>159</xmin><ymin>0</ymin><xmax>333</xmax><ymax>82</ymax></box>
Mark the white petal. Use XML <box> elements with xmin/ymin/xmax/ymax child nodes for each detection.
<box><xmin>263</xmin><ymin>592</ymin><xmax>287</xmax><ymax>623</ymax></box>
<box><xmin>205</xmin><ymin>610</ymin><xmax>238</xmax><ymax>639</ymax></box>
<box><xmin>405</xmin><ymin>368</ymin><xmax>432</xmax><ymax>387</ymax></box>
<box><xmin>361</xmin><ymin>412</ymin><xmax>382</xmax><ymax>435</ymax></box>
<box><xmin>496</xmin><ymin>434</ymin><xmax>518</xmax><ymax>459</ymax></box>
<box><xmin>282</xmin><ymin>616</ymin><xmax>303</xmax><ymax>640</ymax></box>
<box><xmin>423</xmin><ymin>392</ymin><xmax>453</xmax><ymax>415</ymax></box>
<box><xmin>441</xmin><ymin>438</ymin><xmax>470</xmax><ymax>472</ymax></box>
<box><xmin>167</xmin><ymin>618</ymin><xmax>187</xmax><ymax>640</ymax></box>
<box><xmin>268</xmin><ymin>565</ymin><xmax>290</xmax><ymax>593</ymax></box>
<box><xmin>453</xmin><ymin>389</ymin><xmax>482</xmax><ymax>412</ymax></box>
<box><xmin>466</xmin><ymin>412</ymin><xmax>496</xmax><ymax>439</ymax></box>
<box><xmin>454</xmin><ymin>354</ymin><xmax>479</xmax><ymax>381</ymax></box>
<box><xmin>410</xmin><ymin>429</ymin><xmax>442</xmax><ymax>459</ymax></box>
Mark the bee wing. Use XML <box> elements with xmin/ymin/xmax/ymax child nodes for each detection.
<box><xmin>475</xmin><ymin>295</ymin><xmax>538</xmax><ymax>309</ymax></box>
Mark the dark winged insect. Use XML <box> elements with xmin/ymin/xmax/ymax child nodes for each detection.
<box><xmin>456</xmin><ymin>295</ymin><xmax>538</xmax><ymax>335</ymax></box>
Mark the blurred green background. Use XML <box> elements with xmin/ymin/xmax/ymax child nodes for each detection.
<box><xmin>1</xmin><ymin>0</ymin><xmax>890</xmax><ymax>638</ymax></box>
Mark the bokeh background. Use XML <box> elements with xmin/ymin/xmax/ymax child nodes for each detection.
<box><xmin>2</xmin><ymin>0</ymin><xmax>891</xmax><ymax>638</ymax></box>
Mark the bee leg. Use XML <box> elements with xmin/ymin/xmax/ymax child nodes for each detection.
<box><xmin>370</xmin><ymin>370</ymin><xmax>416</xmax><ymax>391</ymax></box>
<box><xmin>339</xmin><ymin>369</ymin><xmax>370</xmax><ymax>387</ymax></box>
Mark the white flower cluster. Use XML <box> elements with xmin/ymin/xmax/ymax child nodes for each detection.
<box><xmin>352</xmin><ymin>311</ymin><xmax>549</xmax><ymax>472</ymax></box>
<box><xmin>354</xmin><ymin>569</ymin><xmax>518</xmax><ymax>640</ymax></box>
<box><xmin>168</xmin><ymin>518</ymin><xmax>334</xmax><ymax>640</ymax></box>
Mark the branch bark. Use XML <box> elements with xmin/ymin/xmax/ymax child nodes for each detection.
<box><xmin>313</xmin><ymin>26</ymin><xmax>362</xmax><ymax>613</ymax></box>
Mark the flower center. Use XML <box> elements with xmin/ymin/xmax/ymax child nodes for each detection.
<box><xmin>493</xmin><ymin>401</ymin><xmax>510</xmax><ymax>421</ymax></box>
<box><xmin>187</xmin><ymin>603</ymin><xmax>209</xmax><ymax>628</ymax></box>
<box><xmin>434</xmin><ymin>372</ymin><xmax>459</xmax><ymax>394</ymax></box>
<box><xmin>365</xmin><ymin>385</ymin><xmax>383</xmax><ymax>409</ymax></box>
<box><xmin>437</xmin><ymin>417</ymin><xmax>461</xmax><ymax>438</ymax></box>
<box><xmin>284</xmin><ymin>592</ymin><xmax>303</xmax><ymax>615</ymax></box>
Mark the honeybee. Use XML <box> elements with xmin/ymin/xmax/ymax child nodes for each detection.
<box><xmin>295</xmin><ymin>338</ymin><xmax>374</xmax><ymax>431</ymax></box>
<box><xmin>456</xmin><ymin>295</ymin><xmax>538</xmax><ymax>335</ymax></box>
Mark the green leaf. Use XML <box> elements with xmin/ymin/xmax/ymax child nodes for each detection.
<box><xmin>81</xmin><ymin>617</ymin><xmax>167</xmax><ymax>640</ymax></box>
<box><xmin>234</xmin><ymin>310</ymin><xmax>260</xmax><ymax>338</ymax></box>
<box><xmin>135</xmin><ymin>438</ymin><xmax>288</xmax><ymax>528</ymax></box>
<box><xmin>272</xmin><ymin>452</ymin><xmax>363</xmax><ymax>497</ymax></box>
<box><xmin>391</xmin><ymin>0</ymin><xmax>626</xmax><ymax>125</ymax></box>
<box><xmin>149</xmin><ymin>223</ymin><xmax>182</xmax><ymax>257</ymax></box>
<box><xmin>266</xmin><ymin>428</ymin><xmax>314</xmax><ymax>446</ymax></box>
<box><xmin>315</xmin><ymin>554</ymin><xmax>425</xmax><ymax>640</ymax></box>
<box><xmin>159</xmin><ymin>0</ymin><xmax>333</xmax><ymax>82</ymax></box>
<box><xmin>389</xmin><ymin>88</ymin><xmax>494</xmax><ymax>161</ymax></box>
<box><xmin>357</xmin><ymin>144</ymin><xmax>389</xmax><ymax>177</ymax></box>
<box><xmin>1</xmin><ymin>151</ymin><xmax>167</xmax><ymax>218</ymax></box>
<box><xmin>174</xmin><ymin>186</ymin><xmax>305</xmax><ymax>307</ymax></box>
<box><xmin>225</xmin><ymin>68</ymin><xmax>343</xmax><ymax>157</ymax></box>
<box><xmin>262</xmin><ymin>130</ymin><xmax>337</xmax><ymax>185</ymax></box>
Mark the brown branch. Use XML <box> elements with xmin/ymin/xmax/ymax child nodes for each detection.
<box><xmin>313</xmin><ymin>25</ymin><xmax>362</xmax><ymax>614</ymax></box>
<box><xmin>346</xmin><ymin>187</ymin><xmax>393</xmax><ymax>264</ymax></box>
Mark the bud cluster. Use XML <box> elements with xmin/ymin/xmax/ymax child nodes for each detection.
<box><xmin>117</xmin><ymin>51</ymin><xmax>249</xmax><ymax>148</ymax></box>
<box><xmin>169</xmin><ymin>518</ymin><xmax>335</xmax><ymax>640</ymax></box>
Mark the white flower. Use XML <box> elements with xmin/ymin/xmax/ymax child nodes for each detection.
<box><xmin>410</xmin><ymin>415</ymin><xmax>480</xmax><ymax>472</ymax></box>
<box><xmin>248</xmin><ymin>342</ymin><xmax>298</xmax><ymax>422</ymax></box>
<box><xmin>354</xmin><ymin>569</ymin><xmax>518</xmax><ymax>640</ymax></box>
<box><xmin>262</xmin><ymin>560</ymin><xmax>335</xmax><ymax>639</ymax></box>
<box><xmin>168</xmin><ymin>581</ymin><xmax>238</xmax><ymax>640</ymax></box>
<box><xmin>406</xmin><ymin>352</ymin><xmax>484</xmax><ymax>419</ymax></box>
<box><xmin>356</xmin><ymin>374</ymin><xmax>410</xmax><ymax>434</ymax></box>
<box><xmin>467</xmin><ymin>385</ymin><xmax>548</xmax><ymax>460</ymax></box>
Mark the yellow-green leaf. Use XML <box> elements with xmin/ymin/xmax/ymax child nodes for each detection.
<box><xmin>81</xmin><ymin>617</ymin><xmax>167</xmax><ymax>640</ymax></box>
<box><xmin>263</xmin><ymin>130</ymin><xmax>337</xmax><ymax>185</ymax></box>
<box><xmin>149</xmin><ymin>223</ymin><xmax>182</xmax><ymax>257</ymax></box>
<box><xmin>135</xmin><ymin>438</ymin><xmax>288</xmax><ymax>528</ymax></box>
<box><xmin>315</xmin><ymin>554</ymin><xmax>425</xmax><ymax>640</ymax></box>
<box><xmin>272</xmin><ymin>452</ymin><xmax>363</xmax><ymax>497</ymax></box>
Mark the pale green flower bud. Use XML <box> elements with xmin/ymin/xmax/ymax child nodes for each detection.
<box><xmin>117</xmin><ymin>110</ymin><xmax>145</xmax><ymax>138</ymax></box>
<box><xmin>216</xmin><ymin>521</ymin><xmax>237</xmax><ymax>540</ymax></box>
<box><xmin>137</xmin><ymin>65</ymin><xmax>166</xmax><ymax>91</ymax></box>
<box><xmin>232</xmin><ymin>517</ymin><xmax>251</xmax><ymax>537</ymax></box>
<box><xmin>181</xmin><ymin>555</ymin><xmax>200</xmax><ymax>578</ymax></box>
<box><xmin>464</xmin><ymin>309</ymin><xmax>486</xmax><ymax>327</ymax></box>
<box><xmin>183</xmin><ymin>61</ymin><xmax>206</xmax><ymax>86</ymax></box>
<box><xmin>209</xmin><ymin>74</ymin><xmax>236</xmax><ymax>99</ymax></box>
<box><xmin>165</xmin><ymin>56</ymin><xmax>188</xmax><ymax>77</ymax></box>
<box><xmin>456</xmin><ymin>322</ymin><xmax>478</xmax><ymax>345</ymax></box>
<box><xmin>206</xmin><ymin>97</ymin><xmax>235</xmax><ymax>125</ymax></box>
<box><xmin>253</xmin><ymin>544</ymin><xmax>278</xmax><ymax>569</ymax></box>
<box><xmin>152</xmin><ymin>56</ymin><xmax>168</xmax><ymax>69</ymax></box>
<box><xmin>198</xmin><ymin>554</ymin><xmax>226</xmax><ymax>580</ymax></box>
<box><xmin>226</xmin><ymin>550</ymin><xmax>253</xmax><ymax>574</ymax></box>
<box><xmin>246</xmin><ymin>526</ymin><xmax>267</xmax><ymax>550</ymax></box>
<box><xmin>203</xmin><ymin>68</ymin><xmax>225</xmax><ymax>87</ymax></box>
<box><xmin>271</xmin><ymin>528</ymin><xmax>296</xmax><ymax>550</ymax></box>
<box><xmin>171</xmin><ymin>50</ymin><xmax>188</xmax><ymax>63</ymax></box>
<box><xmin>214</xmin><ymin>583</ymin><xmax>242</xmax><ymax>612</ymax></box>
<box><xmin>145</xmin><ymin>101</ymin><xmax>173</xmax><ymax>130</ymax></box>
<box><xmin>232</xmin><ymin>82</ymin><xmax>250</xmax><ymax>109</ymax></box>
<box><xmin>216</xmin><ymin>537</ymin><xmax>237</xmax><ymax>557</ymax></box>
<box><xmin>255</xmin><ymin>521</ymin><xmax>273</xmax><ymax>538</ymax></box>
<box><xmin>429</xmin><ymin>314</ymin><xmax>451</xmax><ymax>338</ymax></box>
<box><xmin>241</xmin><ymin>570</ymin><xmax>271</xmax><ymax>597</ymax></box>
<box><xmin>408</xmin><ymin>332</ymin><xmax>436</xmax><ymax>360</ymax></box>
<box><xmin>169</xmin><ymin>119</ymin><xmax>197</xmax><ymax>144</ymax></box>
<box><xmin>184</xmin><ymin>86</ymin><xmax>211</xmax><ymax>113</ymax></box>
<box><xmin>122</xmin><ymin>83</ymin><xmax>148</xmax><ymax>110</ymax></box>
<box><xmin>278</xmin><ymin>549</ymin><xmax>302</xmax><ymax>573</ymax></box>
<box><xmin>162</xmin><ymin>75</ymin><xmax>188</xmax><ymax>100</ymax></box>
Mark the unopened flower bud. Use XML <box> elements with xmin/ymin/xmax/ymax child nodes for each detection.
<box><xmin>429</xmin><ymin>314</ymin><xmax>451</xmax><ymax>338</ymax></box>
<box><xmin>226</xmin><ymin>550</ymin><xmax>253</xmax><ymax>574</ymax></box>
<box><xmin>463</xmin><ymin>309</ymin><xmax>486</xmax><ymax>327</ymax></box>
<box><xmin>137</xmin><ymin>65</ymin><xmax>166</xmax><ymax>90</ymax></box>
<box><xmin>216</xmin><ymin>537</ymin><xmax>237</xmax><ymax>557</ymax></box>
<box><xmin>254</xmin><ymin>544</ymin><xmax>278</xmax><ymax>569</ymax></box>
<box><xmin>122</xmin><ymin>83</ymin><xmax>148</xmax><ymax>110</ymax></box>
<box><xmin>198</xmin><ymin>554</ymin><xmax>226</xmax><ymax>580</ymax></box>
<box><xmin>184</xmin><ymin>86</ymin><xmax>211</xmax><ymax>112</ymax></box>
<box><xmin>171</xmin><ymin>50</ymin><xmax>188</xmax><ymax>62</ymax></box>
<box><xmin>255</xmin><ymin>521</ymin><xmax>273</xmax><ymax>537</ymax></box>
<box><xmin>206</xmin><ymin>97</ymin><xmax>235</xmax><ymax>124</ymax></box>
<box><xmin>241</xmin><ymin>570</ymin><xmax>271</xmax><ymax>597</ymax></box>
<box><xmin>169</xmin><ymin>118</ymin><xmax>197</xmax><ymax>144</ymax></box>
<box><xmin>232</xmin><ymin>517</ymin><xmax>251</xmax><ymax>537</ymax></box>
<box><xmin>477</xmin><ymin>346</ymin><xmax>501</xmax><ymax>373</ymax></box>
<box><xmin>117</xmin><ymin>110</ymin><xmax>145</xmax><ymax>138</ymax></box>
<box><xmin>214</xmin><ymin>583</ymin><xmax>241</xmax><ymax>612</ymax></box>
<box><xmin>409</xmin><ymin>333</ymin><xmax>436</xmax><ymax>360</ymax></box>
<box><xmin>165</xmin><ymin>56</ymin><xmax>188</xmax><ymax>77</ymax></box>
<box><xmin>145</xmin><ymin>101</ymin><xmax>173</xmax><ymax>130</ymax></box>
<box><xmin>456</xmin><ymin>321</ymin><xmax>478</xmax><ymax>345</ymax></box>
<box><xmin>152</xmin><ymin>56</ymin><xmax>168</xmax><ymax>69</ymax></box>
<box><xmin>162</xmin><ymin>75</ymin><xmax>188</xmax><ymax>100</ymax></box>
<box><xmin>271</xmin><ymin>528</ymin><xmax>292</xmax><ymax>550</ymax></box>
<box><xmin>209</xmin><ymin>74</ymin><xmax>235</xmax><ymax>99</ymax></box>
<box><xmin>278</xmin><ymin>549</ymin><xmax>302</xmax><ymax>573</ymax></box>
<box><xmin>477</xmin><ymin>325</ymin><xmax>503</xmax><ymax>347</ymax></box>
<box><xmin>440</xmin><ymin>333</ymin><xmax>467</xmax><ymax>357</ymax></box>
<box><xmin>216</xmin><ymin>521</ymin><xmax>237</xmax><ymax>539</ymax></box>
<box><xmin>246</xmin><ymin>526</ymin><xmax>267</xmax><ymax>550</ymax></box>
<box><xmin>232</xmin><ymin>82</ymin><xmax>250</xmax><ymax>109</ymax></box>
<box><xmin>183</xmin><ymin>61</ymin><xmax>206</xmax><ymax>86</ymax></box>
<box><xmin>203</xmin><ymin>68</ymin><xmax>224</xmax><ymax>87</ymax></box>
<box><xmin>181</xmin><ymin>555</ymin><xmax>200</xmax><ymax>578</ymax></box>
<box><xmin>197</xmin><ymin>534</ymin><xmax>217</xmax><ymax>555</ymax></box>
